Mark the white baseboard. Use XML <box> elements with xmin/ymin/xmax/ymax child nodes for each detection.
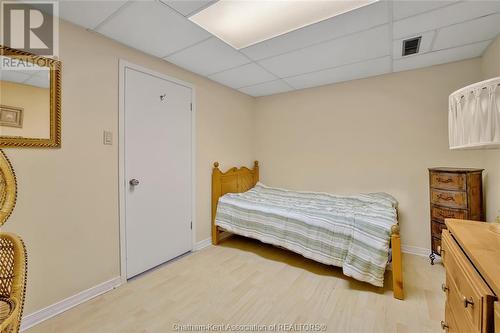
<box><xmin>21</xmin><ymin>277</ymin><xmax>122</xmax><ymax>332</ymax></box>
<box><xmin>193</xmin><ymin>238</ymin><xmax>211</xmax><ymax>251</ymax></box>
<box><xmin>401</xmin><ymin>244</ymin><xmax>429</xmax><ymax>257</ymax></box>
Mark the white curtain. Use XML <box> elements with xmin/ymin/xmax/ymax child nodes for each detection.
<box><xmin>449</xmin><ymin>78</ymin><xmax>500</xmax><ymax>149</ymax></box>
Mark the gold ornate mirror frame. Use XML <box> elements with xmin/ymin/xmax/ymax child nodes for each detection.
<box><xmin>0</xmin><ymin>45</ymin><xmax>61</xmax><ymax>148</ymax></box>
<box><xmin>0</xmin><ymin>149</ymin><xmax>17</xmax><ymax>226</ymax></box>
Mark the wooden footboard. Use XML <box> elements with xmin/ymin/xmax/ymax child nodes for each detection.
<box><xmin>211</xmin><ymin>161</ymin><xmax>404</xmax><ymax>300</ymax></box>
<box><xmin>212</xmin><ymin>161</ymin><xmax>259</xmax><ymax>245</ymax></box>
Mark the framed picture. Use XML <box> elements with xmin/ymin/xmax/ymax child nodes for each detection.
<box><xmin>0</xmin><ymin>105</ymin><xmax>23</xmax><ymax>128</ymax></box>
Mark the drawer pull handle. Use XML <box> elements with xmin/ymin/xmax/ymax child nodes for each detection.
<box><xmin>463</xmin><ymin>296</ymin><xmax>474</xmax><ymax>308</ymax></box>
<box><xmin>437</xmin><ymin>178</ymin><xmax>453</xmax><ymax>183</ymax></box>
<box><xmin>440</xmin><ymin>321</ymin><xmax>449</xmax><ymax>330</ymax></box>
<box><xmin>441</xmin><ymin>283</ymin><xmax>448</xmax><ymax>292</ymax></box>
<box><xmin>437</xmin><ymin>194</ymin><xmax>455</xmax><ymax>201</ymax></box>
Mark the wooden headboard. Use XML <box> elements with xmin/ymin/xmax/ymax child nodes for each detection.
<box><xmin>211</xmin><ymin>161</ymin><xmax>259</xmax><ymax>244</ymax></box>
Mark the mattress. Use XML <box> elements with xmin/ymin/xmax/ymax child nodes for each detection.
<box><xmin>215</xmin><ymin>182</ymin><xmax>398</xmax><ymax>287</ymax></box>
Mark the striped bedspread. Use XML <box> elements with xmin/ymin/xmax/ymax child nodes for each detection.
<box><xmin>215</xmin><ymin>183</ymin><xmax>398</xmax><ymax>287</ymax></box>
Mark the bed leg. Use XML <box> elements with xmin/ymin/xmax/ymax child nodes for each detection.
<box><xmin>391</xmin><ymin>225</ymin><xmax>404</xmax><ymax>300</ymax></box>
<box><xmin>212</xmin><ymin>225</ymin><xmax>220</xmax><ymax>245</ymax></box>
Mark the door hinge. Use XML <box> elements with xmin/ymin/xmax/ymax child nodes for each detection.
<box><xmin>190</xmin><ymin>221</ymin><xmax>192</xmax><ymax>230</ymax></box>
<box><xmin>190</xmin><ymin>103</ymin><xmax>192</xmax><ymax>111</ymax></box>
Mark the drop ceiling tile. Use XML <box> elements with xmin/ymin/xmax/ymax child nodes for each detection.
<box><xmin>241</xmin><ymin>1</ymin><xmax>389</xmax><ymax>61</ymax></box>
<box><xmin>0</xmin><ymin>71</ymin><xmax>31</xmax><ymax>84</ymax></box>
<box><xmin>433</xmin><ymin>13</ymin><xmax>500</xmax><ymax>51</ymax></box>
<box><xmin>24</xmin><ymin>75</ymin><xmax>50</xmax><ymax>89</ymax></box>
<box><xmin>61</xmin><ymin>1</ymin><xmax>127</xmax><ymax>30</ymax></box>
<box><xmin>393</xmin><ymin>40</ymin><xmax>491</xmax><ymax>72</ymax></box>
<box><xmin>393</xmin><ymin>1</ymin><xmax>500</xmax><ymax>39</ymax></box>
<box><xmin>160</xmin><ymin>0</ymin><xmax>214</xmax><ymax>17</ymax></box>
<box><xmin>258</xmin><ymin>25</ymin><xmax>390</xmax><ymax>78</ymax></box>
<box><xmin>393</xmin><ymin>30</ymin><xmax>435</xmax><ymax>59</ymax></box>
<box><xmin>32</xmin><ymin>69</ymin><xmax>50</xmax><ymax>80</ymax></box>
<box><xmin>284</xmin><ymin>56</ymin><xmax>391</xmax><ymax>90</ymax></box>
<box><xmin>96</xmin><ymin>1</ymin><xmax>210</xmax><ymax>58</ymax></box>
<box><xmin>30</xmin><ymin>1</ymin><xmax>128</xmax><ymax>30</ymax></box>
<box><xmin>239</xmin><ymin>80</ymin><xmax>292</xmax><ymax>97</ymax></box>
<box><xmin>393</xmin><ymin>0</ymin><xmax>456</xmax><ymax>21</ymax></box>
<box><xmin>209</xmin><ymin>63</ymin><xmax>277</xmax><ymax>89</ymax></box>
<box><xmin>165</xmin><ymin>38</ymin><xmax>250</xmax><ymax>76</ymax></box>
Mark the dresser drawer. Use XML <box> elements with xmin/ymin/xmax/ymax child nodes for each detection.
<box><xmin>430</xmin><ymin>172</ymin><xmax>466</xmax><ymax>191</ymax></box>
<box><xmin>445</xmin><ymin>303</ymin><xmax>462</xmax><ymax>333</ymax></box>
<box><xmin>431</xmin><ymin>206</ymin><xmax>467</xmax><ymax>223</ymax></box>
<box><xmin>430</xmin><ymin>189</ymin><xmax>467</xmax><ymax>209</ymax></box>
<box><xmin>446</xmin><ymin>274</ymin><xmax>479</xmax><ymax>332</ymax></box>
<box><xmin>431</xmin><ymin>221</ymin><xmax>446</xmax><ymax>239</ymax></box>
<box><xmin>442</xmin><ymin>230</ymin><xmax>494</xmax><ymax>332</ymax></box>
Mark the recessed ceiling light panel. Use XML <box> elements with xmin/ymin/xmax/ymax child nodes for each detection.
<box><xmin>189</xmin><ymin>0</ymin><xmax>379</xmax><ymax>50</ymax></box>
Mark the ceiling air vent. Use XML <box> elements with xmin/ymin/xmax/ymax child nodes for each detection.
<box><xmin>402</xmin><ymin>36</ymin><xmax>421</xmax><ymax>56</ymax></box>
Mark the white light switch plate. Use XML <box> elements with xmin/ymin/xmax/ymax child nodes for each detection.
<box><xmin>103</xmin><ymin>130</ymin><xmax>113</xmax><ymax>145</ymax></box>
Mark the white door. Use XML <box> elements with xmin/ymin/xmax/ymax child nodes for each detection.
<box><xmin>124</xmin><ymin>67</ymin><xmax>192</xmax><ymax>279</ymax></box>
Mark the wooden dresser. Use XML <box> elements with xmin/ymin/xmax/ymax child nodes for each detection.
<box><xmin>428</xmin><ymin>168</ymin><xmax>484</xmax><ymax>264</ymax></box>
<box><xmin>441</xmin><ymin>219</ymin><xmax>499</xmax><ymax>333</ymax></box>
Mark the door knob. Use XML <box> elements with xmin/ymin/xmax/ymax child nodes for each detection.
<box><xmin>129</xmin><ymin>179</ymin><xmax>140</xmax><ymax>186</ymax></box>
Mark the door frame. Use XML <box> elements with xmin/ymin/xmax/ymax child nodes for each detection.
<box><xmin>118</xmin><ymin>60</ymin><xmax>196</xmax><ymax>284</ymax></box>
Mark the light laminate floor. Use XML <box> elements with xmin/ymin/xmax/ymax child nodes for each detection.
<box><xmin>27</xmin><ymin>236</ymin><xmax>445</xmax><ymax>333</ymax></box>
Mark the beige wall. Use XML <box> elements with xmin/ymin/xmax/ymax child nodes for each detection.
<box><xmin>481</xmin><ymin>35</ymin><xmax>500</xmax><ymax>222</ymax></box>
<box><xmin>2</xmin><ymin>20</ymin><xmax>255</xmax><ymax>314</ymax></box>
<box><xmin>481</xmin><ymin>36</ymin><xmax>500</xmax><ymax>78</ymax></box>
<box><xmin>254</xmin><ymin>59</ymin><xmax>485</xmax><ymax>250</ymax></box>
<box><xmin>0</xmin><ymin>81</ymin><xmax>50</xmax><ymax>138</ymax></box>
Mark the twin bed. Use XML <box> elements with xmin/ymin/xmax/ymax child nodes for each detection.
<box><xmin>211</xmin><ymin>161</ymin><xmax>404</xmax><ymax>300</ymax></box>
